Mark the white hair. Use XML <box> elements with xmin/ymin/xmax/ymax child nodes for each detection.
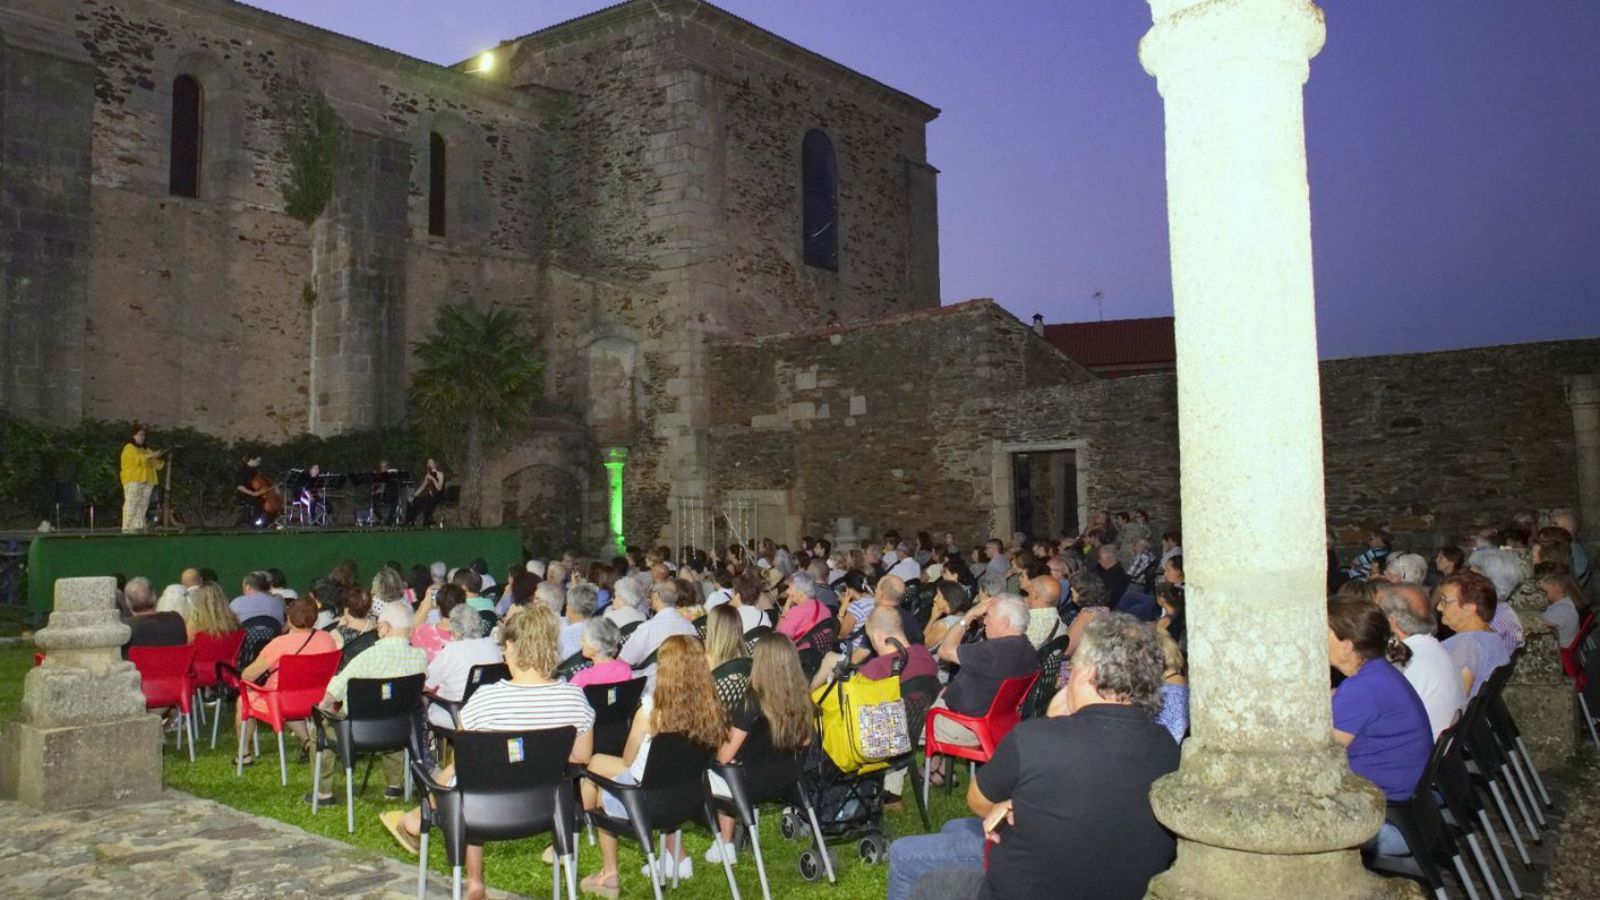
<box><xmin>534</xmin><ymin>582</ymin><xmax>565</xmax><ymax>613</ymax></box>
<box><xmin>613</xmin><ymin>576</ymin><xmax>643</xmax><ymax>611</ymax></box>
<box><xmin>449</xmin><ymin>602</ymin><xmax>486</xmax><ymax>639</ymax></box>
<box><xmin>991</xmin><ymin>593</ymin><xmax>1030</xmax><ymax>632</ymax></box>
<box><xmin>789</xmin><ymin>571</ymin><xmax>818</xmax><ymax>600</ymax></box>
<box><xmin>525</xmin><ymin>559</ymin><xmax>547</xmax><ymax>578</ymax></box>
<box><xmin>378</xmin><ymin>603</ymin><xmax>413</xmax><ymax>633</ymax></box>
<box><xmin>1468</xmin><ymin>547</ymin><xmax>1521</xmax><ymax>602</ymax></box>
<box><xmin>156</xmin><ymin>583</ymin><xmax>191</xmax><ymax>618</ymax></box>
<box><xmin>1385</xmin><ymin>552</ymin><xmax>1428</xmax><ymax>585</ymax></box>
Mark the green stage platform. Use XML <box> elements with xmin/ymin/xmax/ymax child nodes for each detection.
<box><xmin>24</xmin><ymin>527</ymin><xmax>522</xmax><ymax>613</ymax></box>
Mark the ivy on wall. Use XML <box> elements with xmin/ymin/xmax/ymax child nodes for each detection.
<box><xmin>281</xmin><ymin>90</ymin><xmax>341</xmax><ymax>224</ymax></box>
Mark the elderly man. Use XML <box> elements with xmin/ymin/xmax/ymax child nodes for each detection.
<box><xmin>560</xmin><ymin>582</ymin><xmax>599</xmax><ymax>659</ymax></box>
<box><xmin>312</xmin><ymin>604</ymin><xmax>428</xmax><ymax>803</ymax></box>
<box><xmin>1375</xmin><ymin>583</ymin><xmax>1466</xmax><ymax>739</ymax></box>
<box><xmin>1383</xmin><ymin>552</ymin><xmax>1428</xmax><ymax>586</ymax></box>
<box><xmin>424</xmin><ymin>604</ymin><xmax>502</xmax><ymax>730</ymax></box>
<box><xmin>619</xmin><ymin>579</ymin><xmax>698</xmax><ymax>667</ymax></box>
<box><xmin>1094</xmin><ymin>545</ymin><xmax>1131</xmax><ymax>606</ymax></box>
<box><xmin>981</xmin><ymin>539</ymin><xmax>1008</xmax><ymax>580</ymax></box>
<box><xmin>889</xmin><ymin>612</ymin><xmax>1179</xmax><ymax>900</ymax></box>
<box><xmin>231</xmin><ymin>570</ymin><xmax>284</xmax><ymax>626</ymax></box>
<box><xmin>121</xmin><ymin>577</ymin><xmax>186</xmax><ymax>657</ymax></box>
<box><xmin>774</xmin><ymin>571</ymin><xmax>831</xmax><ymax>644</ymax></box>
<box><xmin>927</xmin><ymin>594</ymin><xmax>1038</xmax><ymax>780</ymax></box>
<box><xmin>180</xmin><ymin>567</ymin><xmax>204</xmax><ymax>593</ymax></box>
<box><xmin>1021</xmin><ymin>567</ymin><xmax>1063</xmax><ymax>649</ymax></box>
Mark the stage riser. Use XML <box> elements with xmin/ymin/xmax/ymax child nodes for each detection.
<box><xmin>24</xmin><ymin>528</ymin><xmax>522</xmax><ymax>613</ymax></box>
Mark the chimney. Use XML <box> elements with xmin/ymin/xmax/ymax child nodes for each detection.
<box><xmin>1031</xmin><ymin>313</ymin><xmax>1045</xmax><ymax>337</ymax></box>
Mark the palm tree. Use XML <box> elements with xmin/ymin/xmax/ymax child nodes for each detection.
<box><xmin>407</xmin><ymin>304</ymin><xmax>544</xmax><ymax>526</ymax></box>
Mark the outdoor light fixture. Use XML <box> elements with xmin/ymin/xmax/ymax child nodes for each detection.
<box><xmin>465</xmin><ymin>51</ymin><xmax>495</xmax><ymax>75</ymax></box>
<box><xmin>604</xmin><ymin>447</ymin><xmax>627</xmax><ymax>556</ymax></box>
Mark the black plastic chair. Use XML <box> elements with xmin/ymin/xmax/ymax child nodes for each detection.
<box><xmin>618</xmin><ymin>620</ymin><xmax>643</xmax><ymax>645</ymax></box>
<box><xmin>311</xmin><ymin>673</ymin><xmax>425</xmax><ymax>833</ymax></box>
<box><xmin>797</xmin><ymin>617</ymin><xmax>840</xmax><ymax>654</ymax></box>
<box><xmin>1432</xmin><ymin>699</ymin><xmax>1519</xmax><ymax>900</ymax></box>
<box><xmin>237</xmin><ymin>615</ymin><xmax>283</xmax><ymax>671</ymax></box>
<box><xmin>555</xmin><ymin>650</ymin><xmax>593</xmax><ymax>682</ymax></box>
<box><xmin>1021</xmin><ymin>635</ymin><xmax>1068</xmax><ymax>719</ymax></box>
<box><xmin>693</xmin><ymin>615</ymin><xmax>708</xmax><ymax>640</ymax></box>
<box><xmin>890</xmin><ymin>672</ymin><xmax>941</xmax><ymax>833</ymax></box>
<box><xmin>426</xmin><ymin>663</ymin><xmax>511</xmax><ymax>759</ymax></box>
<box><xmin>1480</xmin><ymin>654</ymin><xmax>1552</xmax><ymax>818</ymax></box>
<box><xmin>1367</xmin><ymin>716</ymin><xmax>1478</xmax><ymax>900</ymax></box>
<box><xmin>713</xmin><ymin>657</ymin><xmax>753</xmax><ymax>711</ymax></box>
<box><xmin>1458</xmin><ymin>674</ymin><xmax>1535</xmax><ymax>870</ymax></box>
<box><xmin>708</xmin><ymin>717</ymin><xmax>830</xmax><ymax>900</ymax></box>
<box><xmin>585</xmin><ymin>733</ymin><xmax>724</xmax><ymax>900</ymax></box>
<box><xmin>585</xmin><ymin>677</ymin><xmax>647</xmax><ymax>757</ymax></box>
<box><xmin>411</xmin><ymin>727</ymin><xmax>579</xmax><ymax>900</ymax></box>
<box><xmin>742</xmin><ymin>625</ymin><xmax>773</xmax><ymax>656</ymax></box>
<box><xmin>1469</xmin><ymin>663</ymin><xmax>1542</xmax><ymax>847</ymax></box>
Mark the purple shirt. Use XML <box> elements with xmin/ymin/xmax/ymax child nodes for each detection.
<box><xmin>1332</xmin><ymin>658</ymin><xmax>1432</xmax><ymax>801</ymax></box>
<box><xmin>1442</xmin><ymin>629</ymin><xmax>1510</xmax><ymax>698</ymax></box>
<box><xmin>1488</xmin><ymin>601</ymin><xmax>1525</xmax><ymax>657</ymax></box>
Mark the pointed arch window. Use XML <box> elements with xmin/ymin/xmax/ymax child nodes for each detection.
<box><xmin>169</xmin><ymin>75</ymin><xmax>203</xmax><ymax>197</ymax></box>
<box><xmin>802</xmin><ymin>129</ymin><xmax>838</xmax><ymax>271</ymax></box>
<box><xmin>428</xmin><ymin>131</ymin><xmax>448</xmax><ymax>236</ymax></box>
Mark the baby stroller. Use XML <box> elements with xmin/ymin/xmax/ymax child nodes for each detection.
<box><xmin>783</xmin><ymin>645</ymin><xmax>938</xmax><ymax>881</ymax></box>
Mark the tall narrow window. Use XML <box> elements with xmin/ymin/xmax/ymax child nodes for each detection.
<box><xmin>802</xmin><ymin>129</ymin><xmax>838</xmax><ymax>271</ymax></box>
<box><xmin>428</xmin><ymin>131</ymin><xmax>447</xmax><ymax>237</ymax></box>
<box><xmin>169</xmin><ymin>75</ymin><xmax>203</xmax><ymax>198</ymax></box>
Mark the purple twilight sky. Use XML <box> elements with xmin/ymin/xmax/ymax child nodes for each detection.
<box><xmin>245</xmin><ymin>0</ymin><xmax>1599</xmax><ymax>359</ymax></box>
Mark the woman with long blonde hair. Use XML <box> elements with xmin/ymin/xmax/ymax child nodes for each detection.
<box><xmin>580</xmin><ymin>635</ymin><xmax>727</xmax><ymax>893</ymax></box>
<box><xmin>186</xmin><ymin>582</ymin><xmax>240</xmax><ymax>641</ymax></box>
<box><xmin>705</xmin><ymin>633</ymin><xmax>814</xmax><ymax>863</ymax></box>
<box><xmin>703</xmin><ymin>603</ymin><xmax>746</xmax><ymax>671</ymax></box>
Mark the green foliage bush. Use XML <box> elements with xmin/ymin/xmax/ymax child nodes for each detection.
<box><xmin>281</xmin><ymin>90</ymin><xmax>340</xmax><ymax>224</ymax></box>
<box><xmin>0</xmin><ymin>414</ymin><xmax>424</xmax><ymax>527</ymax></box>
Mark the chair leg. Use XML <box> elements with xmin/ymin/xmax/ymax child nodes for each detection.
<box><xmin>452</xmin><ymin>864</ymin><xmax>462</xmax><ymax>900</ymax></box>
<box><xmin>1580</xmin><ymin>694</ymin><xmax>1600</xmax><ymax>748</ymax></box>
<box><xmin>1450</xmin><ymin>852</ymin><xmax>1480</xmax><ymax>900</ymax></box>
<box><xmin>211</xmin><ymin>697</ymin><xmax>223</xmax><ymax>749</ymax></box>
<box><xmin>562</xmin><ymin>850</ymin><xmax>579</xmax><ymax>900</ymax></box>
<box><xmin>1512</xmin><ymin>737</ymin><xmax>1551</xmax><ymax>809</ymax></box>
<box><xmin>184</xmin><ymin>713</ymin><xmax>195</xmax><ymax>763</ymax></box>
<box><xmin>907</xmin><ymin>760</ymin><xmax>933</xmax><ymax>832</ymax></box>
<box><xmin>417</xmin><ymin>831</ymin><xmax>430</xmax><ymax>899</ymax></box>
<box><xmin>277</xmin><ymin>730</ymin><xmax>288</xmax><ymax>786</ymax></box>
<box><xmin>921</xmin><ymin>753</ymin><xmax>932</xmax><ymax>809</ymax></box>
<box><xmin>1503</xmin><ymin>751</ymin><xmax>1545</xmax><ymax>830</ymax></box>
<box><xmin>346</xmin><ymin>767</ymin><xmax>356</xmax><ymax>833</ymax></box>
<box><xmin>1500</xmin><ymin>761</ymin><xmax>1540</xmax><ymax>843</ymax></box>
<box><xmin>643</xmin><ymin>842</ymin><xmax>665</xmax><ymax>900</ymax></box>
<box><xmin>708</xmin><ymin>808</ymin><xmax>741</xmax><ymax>900</ymax></box>
<box><xmin>254</xmin><ymin>729</ymin><xmax>260</xmax><ymax>758</ymax></box>
<box><xmin>749</xmin><ymin>815</ymin><xmax>772</xmax><ymax>900</ymax></box>
<box><xmin>801</xmin><ymin>793</ymin><xmax>837</xmax><ymax>884</ymax></box>
<box><xmin>551</xmin><ymin>844</ymin><xmax>560</xmax><ymax>900</ymax></box>
<box><xmin>312</xmin><ymin>761</ymin><xmax>322</xmax><ymax>814</ymax></box>
<box><xmin>1477</xmin><ymin>808</ymin><xmax>1522</xmax><ymax>898</ymax></box>
<box><xmin>1465</xmin><ymin>833</ymin><xmax>1504</xmax><ymax>900</ymax></box>
<box><xmin>236</xmin><ymin>721</ymin><xmax>246</xmax><ymax>777</ymax></box>
<box><xmin>404</xmin><ymin>749</ymin><xmax>413</xmax><ymax>803</ymax></box>
<box><xmin>1487</xmin><ymin>780</ymin><xmax>1532</xmax><ymax>867</ymax></box>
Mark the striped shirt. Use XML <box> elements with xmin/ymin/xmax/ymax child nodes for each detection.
<box><xmin>459</xmin><ymin>680</ymin><xmax>596</xmax><ymax>735</ymax></box>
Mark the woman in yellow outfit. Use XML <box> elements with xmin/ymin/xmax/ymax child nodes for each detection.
<box><xmin>120</xmin><ymin>425</ymin><xmax>165</xmax><ymax>532</ymax></box>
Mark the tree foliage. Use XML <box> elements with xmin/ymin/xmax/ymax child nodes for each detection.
<box><xmin>281</xmin><ymin>89</ymin><xmax>341</xmax><ymax>224</ymax></box>
<box><xmin>407</xmin><ymin>304</ymin><xmax>545</xmax><ymax>525</ymax></box>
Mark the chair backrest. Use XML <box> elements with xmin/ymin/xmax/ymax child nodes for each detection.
<box><xmin>692</xmin><ymin>615</ymin><xmax>708</xmax><ymax>640</ymax></box>
<box><xmin>635</xmin><ymin>732</ymin><xmax>717</xmax><ymax>832</ymax></box>
<box><xmin>585</xmin><ymin>677</ymin><xmax>647</xmax><ymax>756</ymax></box>
<box><xmin>713</xmin><ymin>657</ymin><xmax>753</xmax><ymax>710</ymax></box>
<box><xmin>618</xmin><ymin>620</ymin><xmax>642</xmax><ymax>643</ymax></box>
<box><xmin>741</xmin><ymin>625</ymin><xmax>772</xmax><ymax>655</ymax></box>
<box><xmin>899</xmin><ymin>674</ymin><xmax>942</xmax><ymax>746</ymax></box>
<box><xmin>983</xmin><ymin>671</ymin><xmax>1041</xmax><ymax>732</ymax></box>
<box><xmin>1113</xmin><ymin>591</ymin><xmax>1161</xmax><ymax>623</ymax></box>
<box><xmin>555</xmin><ymin>651</ymin><xmax>593</xmax><ymax>682</ymax></box>
<box><xmin>273</xmin><ymin>650</ymin><xmax>343</xmax><ymax>719</ymax></box>
<box><xmin>191</xmin><ymin>630</ymin><xmax>246</xmax><ymax>687</ymax></box>
<box><xmin>461</xmin><ymin>663</ymin><xmax>512</xmax><ymax>707</ymax></box>
<box><xmin>451</xmin><ymin>727</ymin><xmax>576</xmax><ymax>842</ymax></box>
<box><xmin>238</xmin><ymin>615</ymin><xmax>283</xmax><ymax>669</ymax></box>
<box><xmin>798</xmin><ymin>616</ymin><xmax>840</xmax><ymax>653</ymax></box>
<box><xmin>344</xmin><ymin>672</ymin><xmax>425</xmax><ymax>750</ymax></box>
<box><xmin>1022</xmin><ymin>635</ymin><xmax>1068</xmax><ymax>719</ymax></box>
<box><xmin>129</xmin><ymin>644</ymin><xmax>198</xmax><ymax>708</ymax></box>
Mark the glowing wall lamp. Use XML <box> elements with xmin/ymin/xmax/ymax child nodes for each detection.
<box><xmin>465</xmin><ymin>51</ymin><xmax>495</xmax><ymax>75</ymax></box>
<box><xmin>604</xmin><ymin>447</ymin><xmax>627</xmax><ymax>556</ymax></box>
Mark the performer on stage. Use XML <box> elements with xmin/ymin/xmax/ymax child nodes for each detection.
<box><xmin>234</xmin><ymin>455</ymin><xmax>273</xmax><ymax>527</ymax></box>
<box><xmin>120</xmin><ymin>425</ymin><xmax>166</xmax><ymax>533</ymax></box>
<box><xmin>405</xmin><ymin>457</ymin><xmax>447</xmax><ymax>526</ymax></box>
<box><xmin>372</xmin><ymin>457</ymin><xmax>402</xmax><ymax>525</ymax></box>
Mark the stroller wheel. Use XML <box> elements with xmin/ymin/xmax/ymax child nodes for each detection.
<box><xmin>780</xmin><ymin>809</ymin><xmax>802</xmax><ymax>840</ymax></box>
<box><xmin>799</xmin><ymin>848</ymin><xmax>823</xmax><ymax>882</ymax></box>
<box><xmin>858</xmin><ymin>833</ymin><xmax>886</xmax><ymax>864</ymax></box>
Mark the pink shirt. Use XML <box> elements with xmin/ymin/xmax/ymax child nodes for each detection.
<box><xmin>776</xmin><ymin>598</ymin><xmax>829</xmax><ymax>643</ymax></box>
<box><xmin>411</xmin><ymin>623</ymin><xmax>453</xmax><ymax>663</ymax></box>
<box><xmin>569</xmin><ymin>659</ymin><xmax>634</xmax><ymax>689</ymax></box>
<box><xmin>252</xmin><ymin>629</ymin><xmax>337</xmax><ymax>690</ymax></box>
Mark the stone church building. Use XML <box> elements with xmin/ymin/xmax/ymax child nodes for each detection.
<box><xmin>1</xmin><ymin>0</ymin><xmax>1595</xmax><ymax>553</ymax></box>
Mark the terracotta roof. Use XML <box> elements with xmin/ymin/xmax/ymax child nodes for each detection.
<box><xmin>1041</xmin><ymin>317</ymin><xmax>1175</xmax><ymax>369</ymax></box>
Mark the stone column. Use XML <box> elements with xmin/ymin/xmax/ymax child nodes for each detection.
<box><xmin>0</xmin><ymin>577</ymin><xmax>162</xmax><ymax>809</ymax></box>
<box><xmin>1138</xmin><ymin>2</ymin><xmax>1405</xmax><ymax>896</ymax></box>
<box><xmin>604</xmin><ymin>446</ymin><xmax>629</xmax><ymax>556</ymax></box>
<box><xmin>1567</xmin><ymin>374</ymin><xmax>1600</xmax><ymax>543</ymax></box>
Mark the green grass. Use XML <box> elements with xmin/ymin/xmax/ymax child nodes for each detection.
<box><xmin>0</xmin><ymin>641</ymin><xmax>971</xmax><ymax>896</ymax></box>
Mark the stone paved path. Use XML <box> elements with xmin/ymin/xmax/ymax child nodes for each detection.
<box><xmin>0</xmin><ymin>790</ymin><xmax>526</xmax><ymax>899</ymax></box>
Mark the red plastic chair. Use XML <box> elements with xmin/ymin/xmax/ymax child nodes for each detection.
<box><xmin>129</xmin><ymin>644</ymin><xmax>200</xmax><ymax>763</ymax></box>
<box><xmin>33</xmin><ymin>652</ymin><xmax>44</xmax><ymax>667</ymax></box>
<box><xmin>1561</xmin><ymin>612</ymin><xmax>1596</xmax><ymax>691</ymax></box>
<box><xmin>190</xmin><ymin>629</ymin><xmax>246</xmax><ymax>749</ymax></box>
<box><xmin>236</xmin><ymin>650</ymin><xmax>342</xmax><ymax>785</ymax></box>
<box><xmin>922</xmin><ymin>671</ymin><xmax>1039</xmax><ymax>806</ymax></box>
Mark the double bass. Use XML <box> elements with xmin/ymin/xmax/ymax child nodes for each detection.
<box><xmin>251</xmin><ymin>471</ymin><xmax>282</xmax><ymax>518</ymax></box>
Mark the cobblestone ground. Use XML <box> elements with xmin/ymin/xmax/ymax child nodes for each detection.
<box><xmin>0</xmin><ymin>790</ymin><xmax>525</xmax><ymax>899</ymax></box>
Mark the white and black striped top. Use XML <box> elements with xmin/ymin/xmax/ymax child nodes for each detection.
<box><xmin>459</xmin><ymin>680</ymin><xmax>595</xmax><ymax>735</ymax></box>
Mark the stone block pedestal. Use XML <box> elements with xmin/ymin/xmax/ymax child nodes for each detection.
<box><xmin>1</xmin><ymin>715</ymin><xmax>161</xmax><ymax>809</ymax></box>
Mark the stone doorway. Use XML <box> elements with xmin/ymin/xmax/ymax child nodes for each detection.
<box><xmin>991</xmin><ymin>441</ymin><xmax>1086</xmax><ymax>541</ymax></box>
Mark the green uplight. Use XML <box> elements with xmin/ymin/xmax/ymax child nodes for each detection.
<box><xmin>604</xmin><ymin>447</ymin><xmax>627</xmax><ymax>556</ymax></box>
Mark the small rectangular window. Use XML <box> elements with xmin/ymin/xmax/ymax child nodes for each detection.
<box><xmin>428</xmin><ymin>132</ymin><xmax>447</xmax><ymax>237</ymax></box>
<box><xmin>169</xmin><ymin>75</ymin><xmax>203</xmax><ymax>198</ymax></box>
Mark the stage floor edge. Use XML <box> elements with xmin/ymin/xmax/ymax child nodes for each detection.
<box><xmin>24</xmin><ymin>527</ymin><xmax>522</xmax><ymax>613</ymax></box>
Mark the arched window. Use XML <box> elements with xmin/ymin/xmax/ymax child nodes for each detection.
<box><xmin>428</xmin><ymin>131</ymin><xmax>448</xmax><ymax>236</ymax></box>
<box><xmin>169</xmin><ymin>75</ymin><xmax>203</xmax><ymax>197</ymax></box>
<box><xmin>802</xmin><ymin>129</ymin><xmax>838</xmax><ymax>271</ymax></box>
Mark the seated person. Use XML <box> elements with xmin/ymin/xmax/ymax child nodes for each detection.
<box><xmin>231</xmin><ymin>570</ymin><xmax>285</xmax><ymax>628</ymax></box>
<box><xmin>569</xmin><ymin>617</ymin><xmax>635</xmax><ymax>688</ymax></box>
<box><xmin>312</xmin><ymin>604</ymin><xmax>427</xmax><ymax>804</ymax></box>
<box><xmin>383</xmin><ymin>605</ymin><xmax>594</xmax><ymax>900</ymax></box>
<box><xmin>926</xmin><ymin>594</ymin><xmax>1038</xmax><ymax>783</ymax></box>
<box><xmin>1021</xmin><ymin>564</ymin><xmax>1062</xmax><ymax>649</ymax></box>
<box><xmin>773</xmin><ymin>571</ymin><xmax>831</xmax><ymax>646</ymax></box>
<box><xmin>1435</xmin><ymin>571</ymin><xmax>1511</xmax><ymax>698</ymax></box>
<box><xmin>812</xmin><ymin>606</ymin><xmax>939</xmax><ymax>691</ymax></box>
<box><xmin>887</xmin><ymin>613</ymin><xmax>1180</xmax><ymax>900</ymax></box>
<box><xmin>1327</xmin><ymin>598</ymin><xmax>1433</xmax><ymax>858</ymax></box>
<box><xmin>121</xmin><ymin>576</ymin><xmax>187</xmax><ymax>657</ymax></box>
<box><xmin>237</xmin><ymin>598</ymin><xmax>338</xmax><ymax>766</ymax></box>
<box><xmin>425</xmin><ymin>604</ymin><xmax>504</xmax><ymax>730</ymax></box>
<box><xmin>1534</xmin><ymin>561</ymin><xmax>1584</xmax><ymax>646</ymax></box>
<box><xmin>923</xmin><ymin>579</ymin><xmax>975</xmax><ymax>650</ymax></box>
<box><xmin>581</xmin><ymin>635</ymin><xmax>727</xmax><ymax>892</ymax></box>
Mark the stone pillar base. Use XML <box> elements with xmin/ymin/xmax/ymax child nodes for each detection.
<box><xmin>1</xmin><ymin>715</ymin><xmax>162</xmax><ymax>809</ymax></box>
<box><xmin>1148</xmin><ymin>841</ymin><xmax>1422</xmax><ymax>900</ymax></box>
<box><xmin>1502</xmin><ymin>682</ymin><xmax>1577</xmax><ymax>771</ymax></box>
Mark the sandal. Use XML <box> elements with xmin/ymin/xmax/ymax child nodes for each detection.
<box><xmin>379</xmin><ymin>810</ymin><xmax>420</xmax><ymax>855</ymax></box>
<box><xmin>580</xmin><ymin>871</ymin><xmax>619</xmax><ymax>898</ymax></box>
<box><xmin>233</xmin><ymin>754</ymin><xmax>255</xmax><ymax>767</ymax></box>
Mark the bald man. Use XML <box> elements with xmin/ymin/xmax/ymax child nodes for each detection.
<box><xmin>1023</xmin><ymin>570</ymin><xmax>1063</xmax><ymax>649</ymax></box>
<box><xmin>1374</xmin><ymin>583</ymin><xmax>1465</xmax><ymax>739</ymax></box>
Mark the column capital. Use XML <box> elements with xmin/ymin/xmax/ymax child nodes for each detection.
<box><xmin>1141</xmin><ymin>0</ymin><xmax>1325</xmax><ymax>87</ymax></box>
<box><xmin>1566</xmin><ymin>373</ymin><xmax>1600</xmax><ymax>409</ymax></box>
